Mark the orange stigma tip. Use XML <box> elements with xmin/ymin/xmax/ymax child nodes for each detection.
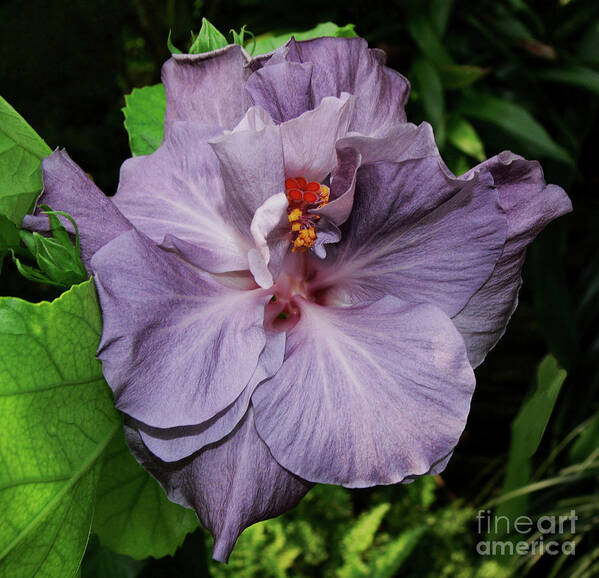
<box><xmin>288</xmin><ymin>189</ymin><xmax>303</xmax><ymax>201</ymax></box>
<box><xmin>285</xmin><ymin>178</ymin><xmax>298</xmax><ymax>190</ymax></box>
<box><xmin>305</xmin><ymin>181</ymin><xmax>320</xmax><ymax>192</ymax></box>
<box><xmin>303</xmin><ymin>191</ymin><xmax>318</xmax><ymax>203</ymax></box>
<box><xmin>295</xmin><ymin>177</ymin><xmax>308</xmax><ymax>189</ymax></box>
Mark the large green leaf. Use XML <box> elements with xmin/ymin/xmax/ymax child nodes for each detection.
<box><xmin>122</xmin><ymin>84</ymin><xmax>166</xmax><ymax>157</ymax></box>
<box><xmin>447</xmin><ymin>115</ymin><xmax>486</xmax><ymax>162</ymax></box>
<box><xmin>0</xmin><ymin>96</ymin><xmax>51</xmax><ymax>224</ymax></box>
<box><xmin>457</xmin><ymin>93</ymin><xmax>574</xmax><ymax>165</ymax></box>
<box><xmin>407</xmin><ymin>16</ymin><xmax>454</xmax><ymax>67</ymax></box>
<box><xmin>92</xmin><ymin>428</ymin><xmax>198</xmax><ymax>559</ymax></box>
<box><xmin>0</xmin><ymin>281</ymin><xmax>121</xmax><ymax>578</ymax></box>
<box><xmin>252</xmin><ymin>22</ymin><xmax>357</xmax><ymax>56</ymax></box>
<box><xmin>0</xmin><ymin>214</ymin><xmax>19</xmax><ymax>273</ymax></box>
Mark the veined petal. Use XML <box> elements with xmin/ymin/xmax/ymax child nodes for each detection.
<box><xmin>113</xmin><ymin>122</ymin><xmax>252</xmax><ymax>273</ymax></box>
<box><xmin>162</xmin><ymin>45</ymin><xmax>252</xmax><ymax>133</ymax></box>
<box><xmin>252</xmin><ymin>296</ymin><xmax>475</xmax><ymax>487</ymax></box>
<box><xmin>136</xmin><ymin>330</ymin><xmax>286</xmax><ymax>461</ymax></box>
<box><xmin>252</xmin><ymin>37</ymin><xmax>409</xmax><ymax>135</ymax></box>
<box><xmin>246</xmin><ymin>60</ymin><xmax>314</xmax><ymax>123</ymax></box>
<box><xmin>315</xmin><ymin>162</ymin><xmax>507</xmax><ymax>317</ymax></box>
<box><xmin>22</xmin><ymin>149</ymin><xmax>132</xmax><ymax>269</ymax></box>
<box><xmin>280</xmin><ymin>93</ymin><xmax>354</xmax><ymax>183</ymax></box>
<box><xmin>452</xmin><ymin>152</ymin><xmax>572</xmax><ymax>367</ymax></box>
<box><xmin>91</xmin><ymin>229</ymin><xmax>270</xmax><ymax>429</ymax></box>
<box><xmin>125</xmin><ymin>408</ymin><xmax>312</xmax><ymax>563</ymax></box>
<box><xmin>209</xmin><ymin>123</ymin><xmax>286</xmax><ymax>238</ymax></box>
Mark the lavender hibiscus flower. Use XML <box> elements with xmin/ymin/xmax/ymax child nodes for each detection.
<box><xmin>24</xmin><ymin>37</ymin><xmax>572</xmax><ymax>561</ymax></box>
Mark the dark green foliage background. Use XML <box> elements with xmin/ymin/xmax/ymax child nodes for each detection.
<box><xmin>1</xmin><ymin>1</ymin><xmax>598</xmax><ymax>576</ymax></box>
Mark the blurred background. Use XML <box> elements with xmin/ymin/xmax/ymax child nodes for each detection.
<box><xmin>1</xmin><ymin>0</ymin><xmax>597</xmax><ymax>576</ymax></box>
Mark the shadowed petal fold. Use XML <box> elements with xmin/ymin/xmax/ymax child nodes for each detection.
<box><xmin>22</xmin><ymin>149</ymin><xmax>132</xmax><ymax>269</ymax></box>
<box><xmin>135</xmin><ymin>331</ymin><xmax>286</xmax><ymax>462</ymax></box>
<box><xmin>125</xmin><ymin>408</ymin><xmax>312</xmax><ymax>563</ymax></box>
<box><xmin>252</xmin><ymin>296</ymin><xmax>475</xmax><ymax>487</ymax></box>
<box><xmin>250</xmin><ymin>37</ymin><xmax>409</xmax><ymax>134</ymax></box>
<box><xmin>452</xmin><ymin>152</ymin><xmax>573</xmax><ymax>366</ymax></box>
<box><xmin>316</xmin><ymin>160</ymin><xmax>507</xmax><ymax>317</ymax></box>
<box><xmin>91</xmin><ymin>229</ymin><xmax>270</xmax><ymax>429</ymax></box>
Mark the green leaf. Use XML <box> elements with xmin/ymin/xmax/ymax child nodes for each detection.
<box><xmin>0</xmin><ymin>214</ymin><xmax>20</xmax><ymax>272</ymax></box>
<box><xmin>447</xmin><ymin>116</ymin><xmax>486</xmax><ymax>161</ymax></box>
<box><xmin>536</xmin><ymin>65</ymin><xmax>599</xmax><ymax>96</ymax></box>
<box><xmin>252</xmin><ymin>22</ymin><xmax>357</xmax><ymax>56</ymax></box>
<box><xmin>167</xmin><ymin>30</ymin><xmax>182</xmax><ymax>55</ymax></box>
<box><xmin>0</xmin><ymin>281</ymin><xmax>121</xmax><ymax>577</ymax></box>
<box><xmin>370</xmin><ymin>526</ymin><xmax>425</xmax><ymax>578</ymax></box>
<box><xmin>569</xmin><ymin>411</ymin><xmax>599</xmax><ymax>464</ymax></box>
<box><xmin>189</xmin><ymin>18</ymin><xmax>228</xmax><ymax>54</ymax></box>
<box><xmin>122</xmin><ymin>84</ymin><xmax>166</xmax><ymax>157</ymax></box>
<box><xmin>81</xmin><ymin>536</ymin><xmax>146</xmax><ymax>578</ymax></box>
<box><xmin>429</xmin><ymin>0</ymin><xmax>454</xmax><ymax>38</ymax></box>
<box><xmin>457</xmin><ymin>93</ymin><xmax>574</xmax><ymax>165</ymax></box>
<box><xmin>411</xmin><ymin>58</ymin><xmax>445</xmax><ymax>147</ymax></box>
<box><xmin>0</xmin><ymin>96</ymin><xmax>51</xmax><ymax>225</ymax></box>
<box><xmin>338</xmin><ymin>503</ymin><xmax>391</xmax><ymax>577</ymax></box>
<box><xmin>439</xmin><ymin>65</ymin><xmax>487</xmax><ymax>89</ymax></box>
<box><xmin>407</xmin><ymin>16</ymin><xmax>454</xmax><ymax>67</ymax></box>
<box><xmin>93</xmin><ymin>428</ymin><xmax>198</xmax><ymax>559</ymax></box>
<box><xmin>494</xmin><ymin>355</ymin><xmax>567</xmax><ymax>527</ymax></box>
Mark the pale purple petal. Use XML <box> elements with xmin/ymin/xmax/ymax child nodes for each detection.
<box><xmin>452</xmin><ymin>152</ymin><xmax>572</xmax><ymax>366</ymax></box>
<box><xmin>209</xmin><ymin>124</ymin><xmax>285</xmax><ymax>237</ymax></box>
<box><xmin>314</xmin><ymin>162</ymin><xmax>507</xmax><ymax>317</ymax></box>
<box><xmin>91</xmin><ymin>229</ymin><xmax>270</xmax><ymax>429</ymax></box>
<box><xmin>162</xmin><ymin>46</ymin><xmax>252</xmax><ymax>133</ymax></box>
<box><xmin>280</xmin><ymin>94</ymin><xmax>354</xmax><ymax>182</ymax></box>
<box><xmin>252</xmin><ymin>296</ymin><xmax>475</xmax><ymax>487</ymax></box>
<box><xmin>125</xmin><ymin>408</ymin><xmax>312</xmax><ymax>562</ymax></box>
<box><xmin>22</xmin><ymin>149</ymin><xmax>132</xmax><ymax>269</ymax></box>
<box><xmin>113</xmin><ymin>122</ymin><xmax>252</xmax><ymax>274</ymax></box>
<box><xmin>249</xmin><ymin>192</ymin><xmax>290</xmax><ymax>284</ymax></box>
<box><xmin>136</xmin><ymin>330</ymin><xmax>286</xmax><ymax>461</ymax></box>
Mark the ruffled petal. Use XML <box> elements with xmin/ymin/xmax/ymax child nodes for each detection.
<box><xmin>113</xmin><ymin>122</ymin><xmax>252</xmax><ymax>274</ymax></box>
<box><xmin>452</xmin><ymin>152</ymin><xmax>572</xmax><ymax>367</ymax></box>
<box><xmin>91</xmin><ymin>229</ymin><xmax>270</xmax><ymax>429</ymax></box>
<box><xmin>280</xmin><ymin>94</ymin><xmax>353</xmax><ymax>183</ymax></box>
<box><xmin>22</xmin><ymin>149</ymin><xmax>132</xmax><ymax>269</ymax></box>
<box><xmin>135</xmin><ymin>330</ymin><xmax>285</xmax><ymax>461</ymax></box>
<box><xmin>162</xmin><ymin>45</ymin><xmax>252</xmax><ymax>133</ymax></box>
<box><xmin>252</xmin><ymin>296</ymin><xmax>475</xmax><ymax>487</ymax></box>
<box><xmin>314</xmin><ymin>159</ymin><xmax>507</xmax><ymax>317</ymax></box>
<box><xmin>209</xmin><ymin>124</ymin><xmax>285</xmax><ymax>238</ymax></box>
<box><xmin>125</xmin><ymin>408</ymin><xmax>312</xmax><ymax>562</ymax></box>
<box><xmin>251</xmin><ymin>37</ymin><xmax>410</xmax><ymax>135</ymax></box>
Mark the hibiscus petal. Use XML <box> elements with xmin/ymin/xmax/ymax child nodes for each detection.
<box><xmin>252</xmin><ymin>296</ymin><xmax>475</xmax><ymax>487</ymax></box>
<box><xmin>246</xmin><ymin>61</ymin><xmax>314</xmax><ymax>123</ymax></box>
<box><xmin>91</xmin><ymin>229</ymin><xmax>270</xmax><ymax>429</ymax></box>
<box><xmin>452</xmin><ymin>152</ymin><xmax>572</xmax><ymax>367</ymax></box>
<box><xmin>125</xmin><ymin>407</ymin><xmax>312</xmax><ymax>562</ymax></box>
<box><xmin>22</xmin><ymin>149</ymin><xmax>132</xmax><ymax>268</ymax></box>
<box><xmin>280</xmin><ymin>94</ymin><xmax>354</xmax><ymax>183</ymax></box>
<box><xmin>209</xmin><ymin>124</ymin><xmax>285</xmax><ymax>237</ymax></box>
<box><xmin>113</xmin><ymin>122</ymin><xmax>252</xmax><ymax>273</ymax></box>
<box><xmin>162</xmin><ymin>45</ymin><xmax>252</xmax><ymax>133</ymax></box>
<box><xmin>315</xmin><ymin>122</ymin><xmax>436</xmax><ymax>227</ymax></box>
<box><xmin>136</xmin><ymin>330</ymin><xmax>286</xmax><ymax>461</ymax></box>
<box><xmin>315</xmin><ymin>162</ymin><xmax>507</xmax><ymax>317</ymax></box>
<box><xmin>254</xmin><ymin>37</ymin><xmax>410</xmax><ymax>135</ymax></box>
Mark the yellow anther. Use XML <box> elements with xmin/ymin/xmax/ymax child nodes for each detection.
<box><xmin>288</xmin><ymin>208</ymin><xmax>303</xmax><ymax>223</ymax></box>
<box><xmin>291</xmin><ymin>227</ymin><xmax>317</xmax><ymax>253</ymax></box>
<box><xmin>291</xmin><ymin>222</ymin><xmax>301</xmax><ymax>232</ymax></box>
<box><xmin>319</xmin><ymin>184</ymin><xmax>330</xmax><ymax>205</ymax></box>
